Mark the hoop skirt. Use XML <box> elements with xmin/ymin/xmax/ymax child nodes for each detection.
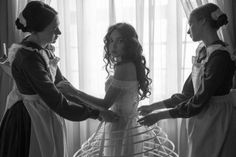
<box><xmin>74</xmin><ymin>76</ymin><xmax>178</xmax><ymax>157</ymax></box>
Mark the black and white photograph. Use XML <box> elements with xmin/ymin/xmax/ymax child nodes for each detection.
<box><xmin>0</xmin><ymin>0</ymin><xmax>236</xmax><ymax>157</ymax></box>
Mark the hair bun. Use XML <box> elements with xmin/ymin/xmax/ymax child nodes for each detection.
<box><xmin>15</xmin><ymin>18</ymin><xmax>28</xmax><ymax>32</ymax></box>
<box><xmin>15</xmin><ymin>1</ymin><xmax>57</xmax><ymax>33</ymax></box>
<box><xmin>217</xmin><ymin>14</ymin><xmax>228</xmax><ymax>27</ymax></box>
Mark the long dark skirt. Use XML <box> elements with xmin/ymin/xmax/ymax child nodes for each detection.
<box><xmin>0</xmin><ymin>101</ymin><xmax>31</xmax><ymax>157</ymax></box>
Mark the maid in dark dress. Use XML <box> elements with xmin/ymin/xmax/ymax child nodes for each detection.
<box><xmin>0</xmin><ymin>1</ymin><xmax>118</xmax><ymax>157</ymax></box>
<box><xmin>138</xmin><ymin>3</ymin><xmax>236</xmax><ymax>157</ymax></box>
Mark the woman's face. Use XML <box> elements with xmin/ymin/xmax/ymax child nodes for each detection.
<box><xmin>39</xmin><ymin>15</ymin><xmax>61</xmax><ymax>44</ymax></box>
<box><xmin>187</xmin><ymin>14</ymin><xmax>203</xmax><ymax>42</ymax></box>
<box><xmin>108</xmin><ymin>30</ymin><xmax>125</xmax><ymax>58</ymax></box>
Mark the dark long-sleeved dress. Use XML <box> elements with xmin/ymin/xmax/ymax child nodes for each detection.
<box><xmin>0</xmin><ymin>41</ymin><xmax>99</xmax><ymax>157</ymax></box>
<box><xmin>163</xmin><ymin>41</ymin><xmax>235</xmax><ymax>117</ymax></box>
<box><xmin>162</xmin><ymin>41</ymin><xmax>236</xmax><ymax>157</ymax></box>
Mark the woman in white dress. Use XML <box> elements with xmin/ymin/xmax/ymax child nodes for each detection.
<box><xmin>59</xmin><ymin>23</ymin><xmax>178</xmax><ymax>157</ymax></box>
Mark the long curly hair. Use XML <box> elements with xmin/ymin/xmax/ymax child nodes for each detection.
<box><xmin>103</xmin><ymin>23</ymin><xmax>152</xmax><ymax>100</ymax></box>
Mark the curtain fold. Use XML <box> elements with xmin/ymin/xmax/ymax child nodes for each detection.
<box><xmin>221</xmin><ymin>0</ymin><xmax>236</xmax><ymax>57</ymax></box>
<box><xmin>148</xmin><ymin>0</ymin><xmax>155</xmax><ymax>103</ymax></box>
<box><xmin>109</xmin><ymin>0</ymin><xmax>116</xmax><ymax>25</ymax></box>
<box><xmin>135</xmin><ymin>0</ymin><xmax>144</xmax><ymax>45</ymax></box>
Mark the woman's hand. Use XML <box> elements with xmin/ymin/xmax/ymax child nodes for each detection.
<box><xmin>138</xmin><ymin>105</ymin><xmax>154</xmax><ymax>116</ymax></box>
<box><xmin>137</xmin><ymin>113</ymin><xmax>160</xmax><ymax>126</ymax></box>
<box><xmin>99</xmin><ymin>110</ymin><xmax>120</xmax><ymax>123</ymax></box>
<box><xmin>137</xmin><ymin>110</ymin><xmax>171</xmax><ymax>127</ymax></box>
<box><xmin>138</xmin><ymin>102</ymin><xmax>166</xmax><ymax>116</ymax></box>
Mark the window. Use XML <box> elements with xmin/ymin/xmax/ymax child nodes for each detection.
<box><xmin>50</xmin><ymin>0</ymin><xmax>198</xmax><ymax>101</ymax></box>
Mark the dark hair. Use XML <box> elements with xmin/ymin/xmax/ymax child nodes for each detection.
<box><xmin>191</xmin><ymin>3</ymin><xmax>228</xmax><ymax>30</ymax></box>
<box><xmin>103</xmin><ymin>23</ymin><xmax>152</xmax><ymax>100</ymax></box>
<box><xmin>15</xmin><ymin>1</ymin><xmax>57</xmax><ymax>33</ymax></box>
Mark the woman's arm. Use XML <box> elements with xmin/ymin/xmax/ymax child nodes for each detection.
<box><xmin>56</xmin><ymin>80</ymin><xmax>121</xmax><ymax>110</ymax></box>
<box><xmin>161</xmin><ymin>73</ymin><xmax>194</xmax><ymax>108</ymax></box>
<box><xmin>168</xmin><ymin>51</ymin><xmax>233</xmax><ymax>118</ymax></box>
<box><xmin>19</xmin><ymin>52</ymin><xmax>100</xmax><ymax>121</ymax></box>
<box><xmin>53</xmin><ymin>66</ymin><xmax>107</xmax><ymax>110</ymax></box>
<box><xmin>138</xmin><ymin>51</ymin><xmax>233</xmax><ymax>125</ymax></box>
<box><xmin>53</xmin><ymin>66</ymin><xmax>116</xmax><ymax>110</ymax></box>
<box><xmin>58</xmin><ymin>62</ymin><xmax>137</xmax><ymax>110</ymax></box>
<box><xmin>139</xmin><ymin>73</ymin><xmax>194</xmax><ymax>113</ymax></box>
<box><xmin>78</xmin><ymin>86</ymin><xmax>122</xmax><ymax>110</ymax></box>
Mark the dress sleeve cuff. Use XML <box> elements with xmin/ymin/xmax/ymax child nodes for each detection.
<box><xmin>88</xmin><ymin>108</ymin><xmax>100</xmax><ymax>119</ymax></box>
<box><xmin>162</xmin><ymin>98</ymin><xmax>174</xmax><ymax>108</ymax></box>
<box><xmin>168</xmin><ymin>108</ymin><xmax>180</xmax><ymax>118</ymax></box>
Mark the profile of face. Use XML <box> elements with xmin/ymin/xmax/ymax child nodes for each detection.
<box><xmin>108</xmin><ymin>30</ymin><xmax>125</xmax><ymax>58</ymax></box>
<box><xmin>39</xmin><ymin>15</ymin><xmax>61</xmax><ymax>44</ymax></box>
<box><xmin>187</xmin><ymin>14</ymin><xmax>204</xmax><ymax>42</ymax></box>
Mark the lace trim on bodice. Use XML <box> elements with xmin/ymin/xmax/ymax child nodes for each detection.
<box><xmin>194</xmin><ymin>42</ymin><xmax>234</xmax><ymax>65</ymax></box>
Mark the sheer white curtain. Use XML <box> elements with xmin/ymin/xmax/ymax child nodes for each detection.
<box><xmin>49</xmin><ymin>0</ymin><xmax>197</xmax><ymax>156</ymax></box>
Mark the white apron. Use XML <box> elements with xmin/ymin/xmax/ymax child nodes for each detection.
<box><xmin>3</xmin><ymin>44</ymin><xmax>68</xmax><ymax>157</ymax></box>
<box><xmin>187</xmin><ymin>43</ymin><xmax>236</xmax><ymax>157</ymax></box>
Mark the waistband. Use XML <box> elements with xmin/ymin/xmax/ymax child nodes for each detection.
<box><xmin>208</xmin><ymin>89</ymin><xmax>236</xmax><ymax>104</ymax></box>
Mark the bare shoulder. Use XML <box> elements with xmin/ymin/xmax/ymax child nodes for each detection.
<box><xmin>114</xmin><ymin>62</ymin><xmax>137</xmax><ymax>81</ymax></box>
